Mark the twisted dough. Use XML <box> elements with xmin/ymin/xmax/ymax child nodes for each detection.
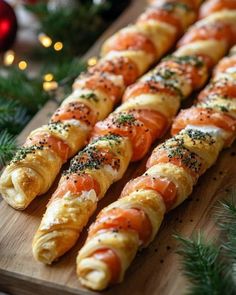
<box><xmin>0</xmin><ymin>0</ymin><xmax>191</xmax><ymax>210</ymax></box>
<box><xmin>76</xmin><ymin>12</ymin><xmax>236</xmax><ymax>294</ymax></box>
<box><xmin>32</xmin><ymin>0</ymin><xmax>235</xmax><ymax>266</ymax></box>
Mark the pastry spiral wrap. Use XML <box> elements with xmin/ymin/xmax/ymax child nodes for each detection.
<box><xmin>32</xmin><ymin>0</ymin><xmax>235</xmax><ymax>266</ymax></box>
<box><xmin>0</xmin><ymin>0</ymin><xmax>194</xmax><ymax>210</ymax></box>
<box><xmin>77</xmin><ymin>44</ymin><xmax>236</xmax><ymax>290</ymax></box>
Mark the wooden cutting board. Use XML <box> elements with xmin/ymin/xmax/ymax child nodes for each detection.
<box><xmin>1</xmin><ymin>1</ymin><xmax>236</xmax><ymax>294</ymax></box>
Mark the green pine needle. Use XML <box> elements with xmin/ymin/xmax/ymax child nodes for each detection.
<box><xmin>0</xmin><ymin>98</ymin><xmax>30</xmax><ymax>135</ymax></box>
<box><xmin>0</xmin><ymin>99</ymin><xmax>16</xmax><ymax>115</ymax></box>
<box><xmin>0</xmin><ymin>131</ymin><xmax>17</xmax><ymax>167</ymax></box>
<box><xmin>25</xmin><ymin>1</ymin><xmax>110</xmax><ymax>58</ymax></box>
<box><xmin>215</xmin><ymin>193</ymin><xmax>236</xmax><ymax>274</ymax></box>
<box><xmin>0</xmin><ymin>68</ymin><xmax>50</xmax><ymax>113</ymax></box>
<box><xmin>217</xmin><ymin>193</ymin><xmax>236</xmax><ymax>233</ymax></box>
<box><xmin>174</xmin><ymin>233</ymin><xmax>235</xmax><ymax>295</ymax></box>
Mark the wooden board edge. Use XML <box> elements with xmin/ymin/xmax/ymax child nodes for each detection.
<box><xmin>0</xmin><ymin>269</ymin><xmax>91</xmax><ymax>295</ymax></box>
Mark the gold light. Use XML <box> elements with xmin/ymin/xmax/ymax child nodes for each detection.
<box><xmin>38</xmin><ymin>33</ymin><xmax>52</xmax><ymax>48</ymax></box>
<box><xmin>87</xmin><ymin>56</ymin><xmax>98</xmax><ymax>67</ymax></box>
<box><xmin>3</xmin><ymin>50</ymin><xmax>15</xmax><ymax>66</ymax></box>
<box><xmin>54</xmin><ymin>41</ymin><xmax>63</xmax><ymax>51</ymax></box>
<box><xmin>18</xmin><ymin>61</ymin><xmax>28</xmax><ymax>71</ymax></box>
<box><xmin>44</xmin><ymin>73</ymin><xmax>54</xmax><ymax>82</ymax></box>
<box><xmin>43</xmin><ymin>81</ymin><xmax>58</xmax><ymax>92</ymax></box>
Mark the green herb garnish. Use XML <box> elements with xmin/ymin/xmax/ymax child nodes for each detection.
<box><xmin>163</xmin><ymin>55</ymin><xmax>204</xmax><ymax>68</ymax></box>
<box><xmin>80</xmin><ymin>92</ymin><xmax>98</xmax><ymax>102</ymax></box>
<box><xmin>116</xmin><ymin>113</ymin><xmax>136</xmax><ymax>124</ymax></box>
<box><xmin>11</xmin><ymin>145</ymin><xmax>44</xmax><ymax>164</ymax></box>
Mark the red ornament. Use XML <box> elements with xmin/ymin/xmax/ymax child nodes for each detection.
<box><xmin>0</xmin><ymin>0</ymin><xmax>17</xmax><ymax>52</ymax></box>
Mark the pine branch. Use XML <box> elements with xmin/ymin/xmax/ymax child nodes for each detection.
<box><xmin>25</xmin><ymin>1</ymin><xmax>110</xmax><ymax>57</ymax></box>
<box><xmin>0</xmin><ymin>67</ymin><xmax>50</xmax><ymax>113</ymax></box>
<box><xmin>0</xmin><ymin>97</ymin><xmax>30</xmax><ymax>135</ymax></box>
<box><xmin>217</xmin><ymin>192</ymin><xmax>236</xmax><ymax>232</ymax></box>
<box><xmin>215</xmin><ymin>193</ymin><xmax>236</xmax><ymax>277</ymax></box>
<box><xmin>0</xmin><ymin>99</ymin><xmax>16</xmax><ymax>115</ymax></box>
<box><xmin>0</xmin><ymin>131</ymin><xmax>17</xmax><ymax>167</ymax></box>
<box><xmin>174</xmin><ymin>233</ymin><xmax>235</xmax><ymax>295</ymax></box>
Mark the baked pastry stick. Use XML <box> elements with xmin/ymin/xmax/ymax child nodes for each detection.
<box><xmin>32</xmin><ymin>1</ymin><xmax>236</xmax><ymax>265</ymax></box>
<box><xmin>199</xmin><ymin>0</ymin><xmax>236</xmax><ymax>18</ymax></box>
<box><xmin>77</xmin><ymin>45</ymin><xmax>236</xmax><ymax>291</ymax></box>
<box><xmin>0</xmin><ymin>0</ymin><xmax>197</xmax><ymax>210</ymax></box>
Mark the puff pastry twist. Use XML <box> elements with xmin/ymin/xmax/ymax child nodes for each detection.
<box><xmin>0</xmin><ymin>0</ymin><xmax>196</xmax><ymax>210</ymax></box>
<box><xmin>32</xmin><ymin>0</ymin><xmax>236</xmax><ymax>267</ymax></box>
<box><xmin>76</xmin><ymin>44</ymin><xmax>236</xmax><ymax>290</ymax></box>
<box><xmin>76</xmin><ymin>6</ymin><xmax>236</xmax><ymax>292</ymax></box>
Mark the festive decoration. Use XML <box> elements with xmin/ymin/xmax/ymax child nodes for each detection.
<box><xmin>0</xmin><ymin>0</ymin><xmax>17</xmax><ymax>52</ymax></box>
<box><xmin>0</xmin><ymin>130</ymin><xmax>17</xmax><ymax>167</ymax></box>
<box><xmin>175</xmin><ymin>191</ymin><xmax>236</xmax><ymax>295</ymax></box>
<box><xmin>3</xmin><ymin>49</ymin><xmax>15</xmax><ymax>65</ymax></box>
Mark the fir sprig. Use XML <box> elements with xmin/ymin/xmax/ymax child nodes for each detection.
<box><xmin>0</xmin><ymin>131</ymin><xmax>17</xmax><ymax>167</ymax></box>
<box><xmin>25</xmin><ymin>0</ymin><xmax>130</xmax><ymax>60</ymax></box>
<box><xmin>0</xmin><ymin>68</ymin><xmax>50</xmax><ymax>113</ymax></box>
<box><xmin>174</xmin><ymin>233</ymin><xmax>234</xmax><ymax>295</ymax></box>
<box><xmin>215</xmin><ymin>194</ymin><xmax>236</xmax><ymax>275</ymax></box>
<box><xmin>25</xmin><ymin>1</ymin><xmax>110</xmax><ymax>58</ymax></box>
<box><xmin>0</xmin><ymin>98</ymin><xmax>30</xmax><ymax>135</ymax></box>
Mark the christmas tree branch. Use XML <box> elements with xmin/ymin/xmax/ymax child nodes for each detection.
<box><xmin>0</xmin><ymin>67</ymin><xmax>50</xmax><ymax>113</ymax></box>
<box><xmin>215</xmin><ymin>192</ymin><xmax>236</xmax><ymax>277</ymax></box>
<box><xmin>0</xmin><ymin>131</ymin><xmax>17</xmax><ymax>167</ymax></box>
<box><xmin>174</xmin><ymin>233</ymin><xmax>235</xmax><ymax>295</ymax></box>
<box><xmin>174</xmin><ymin>189</ymin><xmax>236</xmax><ymax>295</ymax></box>
<box><xmin>0</xmin><ymin>97</ymin><xmax>30</xmax><ymax>135</ymax></box>
<box><xmin>25</xmin><ymin>1</ymin><xmax>110</xmax><ymax>58</ymax></box>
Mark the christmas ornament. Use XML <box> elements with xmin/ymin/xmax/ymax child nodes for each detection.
<box><xmin>0</xmin><ymin>0</ymin><xmax>17</xmax><ymax>52</ymax></box>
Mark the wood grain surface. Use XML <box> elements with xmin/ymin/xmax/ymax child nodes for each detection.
<box><xmin>1</xmin><ymin>0</ymin><xmax>236</xmax><ymax>294</ymax></box>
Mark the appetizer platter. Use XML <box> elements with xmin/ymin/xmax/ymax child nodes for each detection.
<box><xmin>1</xmin><ymin>0</ymin><xmax>236</xmax><ymax>294</ymax></box>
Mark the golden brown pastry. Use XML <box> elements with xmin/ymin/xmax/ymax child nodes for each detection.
<box><xmin>32</xmin><ymin>0</ymin><xmax>236</xmax><ymax>266</ymax></box>
<box><xmin>77</xmin><ymin>44</ymin><xmax>236</xmax><ymax>291</ymax></box>
<box><xmin>0</xmin><ymin>0</ymin><xmax>200</xmax><ymax>210</ymax></box>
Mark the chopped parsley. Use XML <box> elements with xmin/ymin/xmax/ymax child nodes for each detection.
<box><xmin>163</xmin><ymin>55</ymin><xmax>204</xmax><ymax>68</ymax></box>
<box><xmin>79</xmin><ymin>92</ymin><xmax>98</xmax><ymax>102</ymax></box>
<box><xmin>167</xmin><ymin>145</ymin><xmax>202</xmax><ymax>173</ymax></box>
<box><xmin>161</xmin><ymin>137</ymin><xmax>202</xmax><ymax>174</ymax></box>
<box><xmin>48</xmin><ymin>121</ymin><xmax>70</xmax><ymax>133</ymax></box>
<box><xmin>218</xmin><ymin>105</ymin><xmax>229</xmax><ymax>112</ymax></box>
<box><xmin>201</xmin><ymin>103</ymin><xmax>230</xmax><ymax>113</ymax></box>
<box><xmin>148</xmin><ymin>73</ymin><xmax>184</xmax><ymax>99</ymax></box>
<box><xmin>115</xmin><ymin>113</ymin><xmax>136</xmax><ymax>124</ymax></box>
<box><xmin>155</xmin><ymin>68</ymin><xmax>176</xmax><ymax>80</ymax></box>
<box><xmin>65</xmin><ymin>143</ymin><xmax>120</xmax><ymax>174</ymax></box>
<box><xmin>67</xmin><ymin>146</ymin><xmax>101</xmax><ymax>173</ymax></box>
<box><xmin>185</xmin><ymin>129</ymin><xmax>216</xmax><ymax>145</ymax></box>
<box><xmin>11</xmin><ymin>145</ymin><xmax>44</xmax><ymax>163</ymax></box>
<box><xmin>91</xmin><ymin>133</ymin><xmax>122</xmax><ymax>145</ymax></box>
